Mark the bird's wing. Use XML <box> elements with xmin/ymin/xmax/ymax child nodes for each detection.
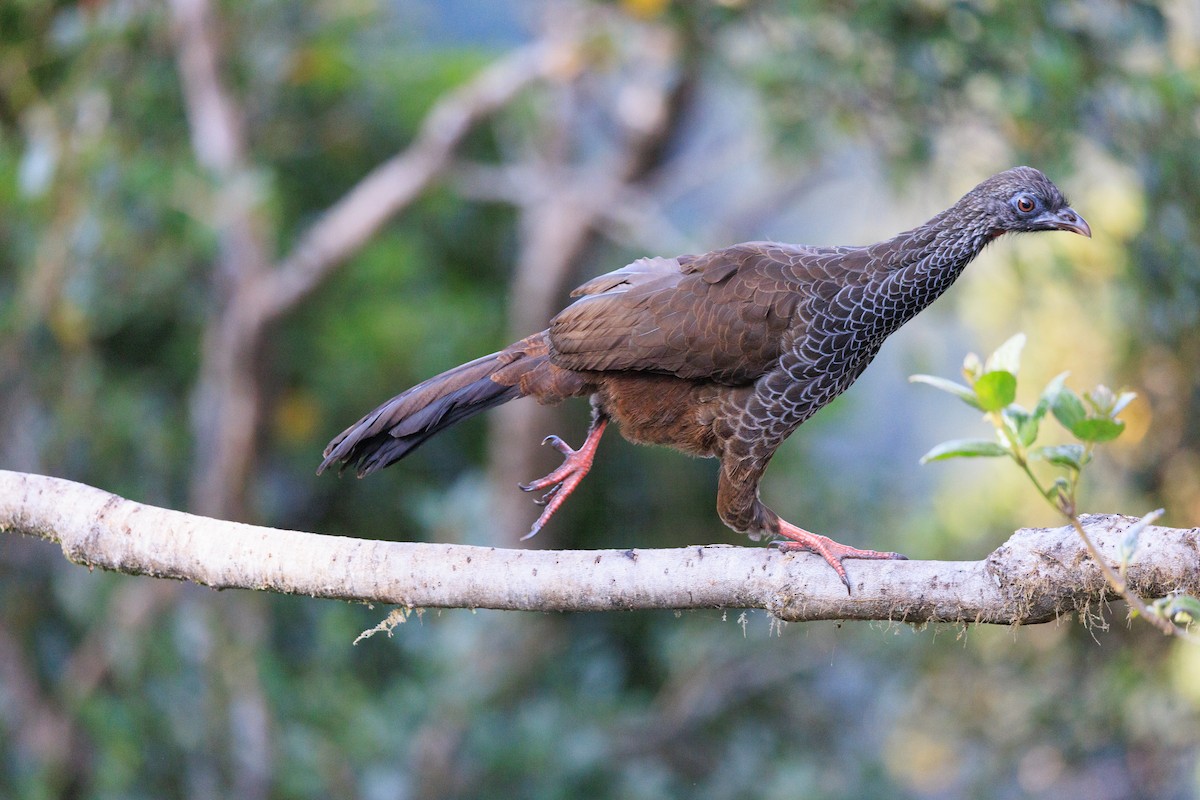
<box><xmin>549</xmin><ymin>242</ymin><xmax>852</xmax><ymax>385</ymax></box>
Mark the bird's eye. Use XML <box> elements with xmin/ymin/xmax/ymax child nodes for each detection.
<box><xmin>1015</xmin><ymin>195</ymin><xmax>1036</xmax><ymax>214</ymax></box>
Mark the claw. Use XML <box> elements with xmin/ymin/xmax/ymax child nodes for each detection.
<box><xmin>541</xmin><ymin>435</ymin><xmax>574</xmax><ymax>456</ymax></box>
<box><xmin>773</xmin><ymin>520</ymin><xmax>907</xmax><ymax>594</ymax></box>
<box><xmin>531</xmin><ymin>485</ymin><xmax>559</xmax><ymax>507</ymax></box>
<box><xmin>517</xmin><ymin>417</ymin><xmax>609</xmax><ymax>540</ymax></box>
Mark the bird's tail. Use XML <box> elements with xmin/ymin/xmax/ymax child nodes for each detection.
<box><xmin>318</xmin><ymin>331</ymin><xmax>580</xmax><ymax>477</ymax></box>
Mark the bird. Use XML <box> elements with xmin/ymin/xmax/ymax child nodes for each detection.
<box><xmin>319</xmin><ymin>166</ymin><xmax>1091</xmax><ymax>591</ymax></box>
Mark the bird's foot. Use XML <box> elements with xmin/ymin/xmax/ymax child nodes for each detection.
<box><xmin>772</xmin><ymin>520</ymin><xmax>907</xmax><ymax>594</ymax></box>
<box><xmin>518</xmin><ymin>418</ymin><xmax>609</xmax><ymax>540</ymax></box>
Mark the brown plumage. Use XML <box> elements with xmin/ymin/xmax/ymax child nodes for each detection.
<box><xmin>319</xmin><ymin>167</ymin><xmax>1090</xmax><ymax>590</ymax></box>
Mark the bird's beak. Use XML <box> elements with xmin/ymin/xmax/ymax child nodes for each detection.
<box><xmin>1039</xmin><ymin>206</ymin><xmax>1092</xmax><ymax>238</ymax></box>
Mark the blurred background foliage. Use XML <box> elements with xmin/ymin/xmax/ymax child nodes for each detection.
<box><xmin>3</xmin><ymin>0</ymin><xmax>1200</xmax><ymax>797</ymax></box>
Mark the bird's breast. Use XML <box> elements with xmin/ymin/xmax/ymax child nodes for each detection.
<box><xmin>746</xmin><ymin>328</ymin><xmax>887</xmax><ymax>435</ymax></box>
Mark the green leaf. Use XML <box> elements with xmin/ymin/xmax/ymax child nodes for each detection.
<box><xmin>1039</xmin><ymin>372</ymin><xmax>1069</xmax><ymax>406</ymax></box>
<box><xmin>919</xmin><ymin>438</ymin><xmax>1010</xmax><ymax>464</ymax></box>
<box><xmin>1017</xmin><ymin>409</ymin><xmax>1041</xmax><ymax>446</ymax></box>
<box><xmin>909</xmin><ymin>374</ymin><xmax>982</xmax><ymax>409</ymax></box>
<box><xmin>1031</xmin><ymin>444</ymin><xmax>1088</xmax><ymax>471</ymax></box>
<box><xmin>985</xmin><ymin>333</ymin><xmax>1026</xmax><ymax>375</ymax></box>
<box><xmin>974</xmin><ymin>370</ymin><xmax>1017</xmax><ymax>412</ymax></box>
<box><xmin>1070</xmin><ymin>417</ymin><xmax>1126</xmax><ymax>443</ymax></box>
<box><xmin>999</xmin><ymin>405</ymin><xmax>1038</xmax><ymax>447</ymax></box>
<box><xmin>1002</xmin><ymin>406</ymin><xmax>1028</xmax><ymax>440</ymax></box>
<box><xmin>1045</xmin><ymin>476</ymin><xmax>1071</xmax><ymax>500</ymax></box>
<box><xmin>1001</xmin><ymin>405</ymin><xmax>1043</xmax><ymax>447</ymax></box>
<box><xmin>1027</xmin><ymin>400</ymin><xmax>1046</xmax><ymax>438</ymax></box>
<box><xmin>1051</xmin><ymin>387</ymin><xmax>1087</xmax><ymax>433</ymax></box>
<box><xmin>1022</xmin><ymin>381</ymin><xmax>1060</xmax><ymax>445</ymax></box>
<box><xmin>1164</xmin><ymin>594</ymin><xmax>1200</xmax><ymax>625</ymax></box>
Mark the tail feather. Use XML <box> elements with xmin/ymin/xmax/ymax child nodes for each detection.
<box><xmin>319</xmin><ymin>350</ymin><xmax>524</xmax><ymax>477</ymax></box>
<box><xmin>319</xmin><ymin>329</ymin><xmax>591</xmax><ymax>478</ymax></box>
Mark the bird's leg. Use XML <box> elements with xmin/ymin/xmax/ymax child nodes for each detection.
<box><xmin>518</xmin><ymin>413</ymin><xmax>609</xmax><ymax>540</ymax></box>
<box><xmin>717</xmin><ymin>460</ymin><xmax>906</xmax><ymax>591</ymax></box>
<box><xmin>774</xmin><ymin>520</ymin><xmax>907</xmax><ymax>593</ymax></box>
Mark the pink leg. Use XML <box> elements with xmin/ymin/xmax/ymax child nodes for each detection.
<box><xmin>774</xmin><ymin>519</ymin><xmax>906</xmax><ymax>593</ymax></box>
<box><xmin>518</xmin><ymin>417</ymin><xmax>609</xmax><ymax>540</ymax></box>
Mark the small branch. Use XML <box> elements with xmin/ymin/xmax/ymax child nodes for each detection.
<box><xmin>169</xmin><ymin>0</ymin><xmax>245</xmax><ymax>175</ymax></box>
<box><xmin>259</xmin><ymin>40</ymin><xmax>581</xmax><ymax>320</ymax></box>
<box><xmin>170</xmin><ymin>21</ymin><xmax>580</xmax><ymax>520</ymax></box>
<box><xmin>170</xmin><ymin>0</ymin><xmax>271</xmax><ymax>519</ymax></box>
<box><xmin>1062</xmin><ymin>510</ymin><xmax>1187</xmax><ymax>637</ymax></box>
<box><xmin>4</xmin><ymin>471</ymin><xmax>1200</xmax><ymax>626</ymax></box>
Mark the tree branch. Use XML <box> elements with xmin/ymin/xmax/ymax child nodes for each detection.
<box><xmin>169</xmin><ymin>0</ymin><xmax>246</xmax><ymax>175</ymax></box>
<box><xmin>171</xmin><ymin>21</ymin><xmax>582</xmax><ymax>519</ymax></box>
<box><xmin>259</xmin><ymin>40</ymin><xmax>582</xmax><ymax>320</ymax></box>
<box><xmin>5</xmin><ymin>471</ymin><xmax>1199</xmax><ymax>626</ymax></box>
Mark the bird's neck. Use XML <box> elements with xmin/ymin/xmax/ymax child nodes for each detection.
<box><xmin>863</xmin><ymin>206</ymin><xmax>995</xmax><ymax>333</ymax></box>
<box><xmin>884</xmin><ymin>201</ymin><xmax>995</xmax><ymax>272</ymax></box>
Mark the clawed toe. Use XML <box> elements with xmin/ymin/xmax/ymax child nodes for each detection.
<box><xmin>773</xmin><ymin>520</ymin><xmax>907</xmax><ymax>594</ymax></box>
<box><xmin>517</xmin><ymin>418</ymin><xmax>609</xmax><ymax>540</ymax></box>
<box><xmin>541</xmin><ymin>434</ymin><xmax>572</xmax><ymax>454</ymax></box>
<box><xmin>530</xmin><ymin>485</ymin><xmax>560</xmax><ymax>507</ymax></box>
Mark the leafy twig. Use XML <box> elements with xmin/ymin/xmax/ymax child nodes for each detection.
<box><xmin>912</xmin><ymin>333</ymin><xmax>1196</xmax><ymax>639</ymax></box>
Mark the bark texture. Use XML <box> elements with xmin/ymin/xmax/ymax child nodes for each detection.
<box><xmin>5</xmin><ymin>471</ymin><xmax>1199</xmax><ymax>625</ymax></box>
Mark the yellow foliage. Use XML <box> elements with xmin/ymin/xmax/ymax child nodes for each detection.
<box><xmin>274</xmin><ymin>390</ymin><xmax>322</xmax><ymax>444</ymax></box>
<box><xmin>621</xmin><ymin>0</ymin><xmax>670</xmax><ymax>20</ymax></box>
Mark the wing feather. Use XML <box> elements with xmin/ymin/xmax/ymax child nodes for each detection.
<box><xmin>549</xmin><ymin>242</ymin><xmax>830</xmax><ymax>385</ymax></box>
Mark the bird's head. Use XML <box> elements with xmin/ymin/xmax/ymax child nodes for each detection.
<box><xmin>965</xmin><ymin>166</ymin><xmax>1091</xmax><ymax>240</ymax></box>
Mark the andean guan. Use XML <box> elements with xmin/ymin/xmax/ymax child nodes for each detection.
<box><xmin>319</xmin><ymin>166</ymin><xmax>1091</xmax><ymax>591</ymax></box>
